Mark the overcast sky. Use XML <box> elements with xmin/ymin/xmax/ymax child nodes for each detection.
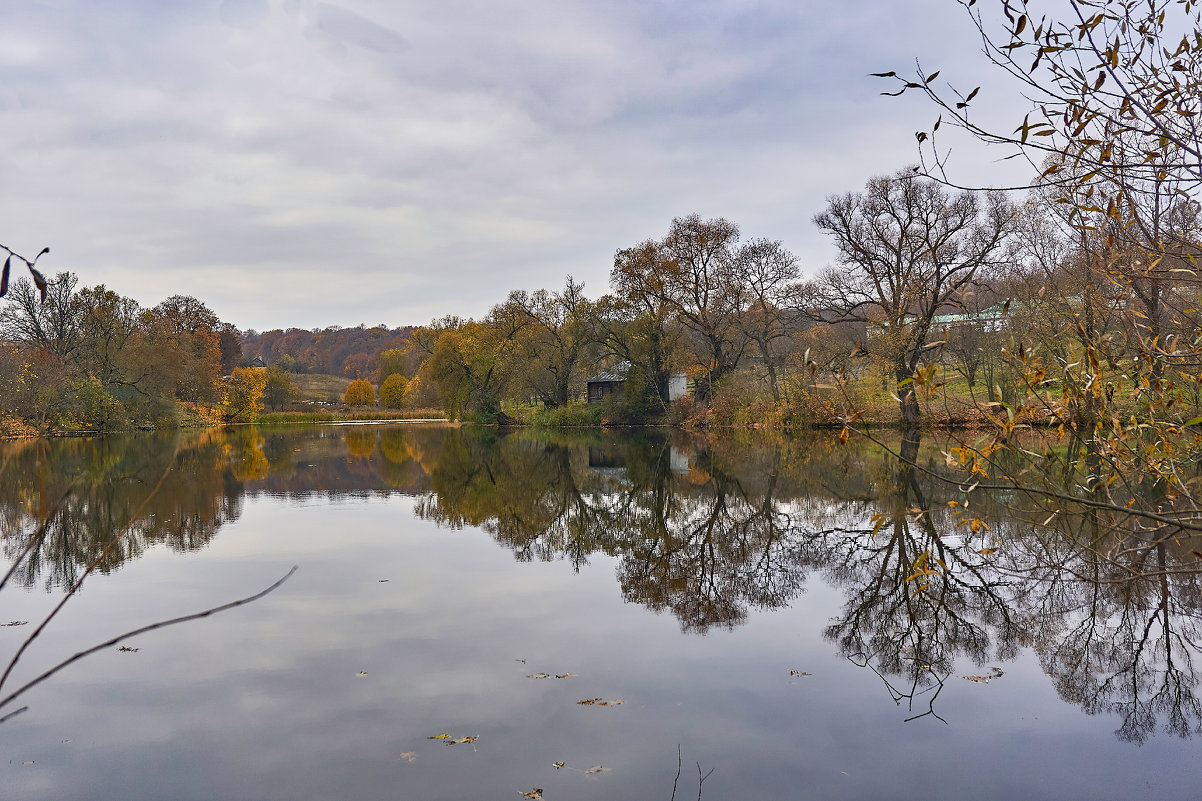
<box><xmin>0</xmin><ymin>0</ymin><xmax>1033</xmax><ymax>332</ymax></box>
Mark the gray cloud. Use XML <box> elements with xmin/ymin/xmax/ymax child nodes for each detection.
<box><xmin>0</xmin><ymin>0</ymin><xmax>1033</xmax><ymax>330</ymax></box>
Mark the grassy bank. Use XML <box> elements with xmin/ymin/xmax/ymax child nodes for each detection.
<box><xmin>258</xmin><ymin>408</ymin><xmax>445</xmax><ymax>425</ymax></box>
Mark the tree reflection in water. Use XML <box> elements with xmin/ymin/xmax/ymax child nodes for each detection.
<box><xmin>3</xmin><ymin>423</ymin><xmax>1201</xmax><ymax>741</ymax></box>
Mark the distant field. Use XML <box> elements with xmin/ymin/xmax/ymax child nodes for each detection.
<box><xmin>291</xmin><ymin>373</ymin><xmax>354</xmax><ymax>403</ymax></box>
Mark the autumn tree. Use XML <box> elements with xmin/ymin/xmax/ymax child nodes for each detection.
<box><xmin>731</xmin><ymin>239</ymin><xmax>804</xmax><ymax>403</ymax></box>
<box><xmin>145</xmin><ymin>295</ymin><xmax>223</xmax><ymax>403</ymax></box>
<box><xmin>225</xmin><ymin>367</ymin><xmax>267</xmax><ymax>422</ymax></box>
<box><xmin>376</xmin><ymin>347</ymin><xmax>411</xmax><ymax>383</ymax></box>
<box><xmin>0</xmin><ymin>273</ymin><xmax>81</xmax><ymax>360</ymax></box>
<box><xmin>610</xmin><ymin>215</ymin><xmax>749</xmax><ymax>402</ymax></box>
<box><xmin>601</xmin><ymin>242</ymin><xmax>685</xmax><ymax>411</ymax></box>
<box><xmin>505</xmin><ymin>277</ymin><xmax>595</xmax><ymax>407</ymax></box>
<box><xmin>379</xmin><ymin>373</ymin><xmax>408</xmax><ymax>408</ymax></box>
<box><xmin>344</xmin><ymin>378</ymin><xmax>375</xmax><ymax>407</ymax></box>
<box><xmin>874</xmin><ymin>0</ymin><xmax>1202</xmax><ymax>548</ymax></box>
<box><xmin>812</xmin><ymin>170</ymin><xmax>1014</xmax><ymax>424</ymax></box>
<box><xmin>413</xmin><ymin>306</ymin><xmax>528</xmax><ymax>421</ymax></box>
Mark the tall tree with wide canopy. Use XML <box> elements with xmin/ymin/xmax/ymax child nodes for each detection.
<box><xmin>813</xmin><ymin>170</ymin><xmax>1014</xmax><ymax>424</ymax></box>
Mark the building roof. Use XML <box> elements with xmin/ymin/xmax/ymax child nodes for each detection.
<box><xmin>586</xmin><ymin>360</ymin><xmax>631</xmax><ymax>384</ymax></box>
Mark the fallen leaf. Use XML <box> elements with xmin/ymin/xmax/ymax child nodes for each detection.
<box><xmin>553</xmin><ymin>761</ymin><xmax>565</xmax><ymax>770</ymax></box>
<box><xmin>577</xmin><ymin>698</ymin><xmax>600</xmax><ymax>705</ymax></box>
<box><xmin>977</xmin><ymin>547</ymin><xmax>998</xmax><ymax>555</ymax></box>
<box><xmin>446</xmin><ymin>736</ymin><xmax>478</xmax><ymax>745</ymax></box>
<box><xmin>789</xmin><ymin>670</ymin><xmax>811</xmax><ymax>677</ymax></box>
<box><xmin>555</xmin><ymin>673</ymin><xmax>575</xmax><ymax>679</ymax></box>
<box><xmin>356</xmin><ymin>671</ymin><xmax>368</xmax><ymax>678</ymax></box>
<box><xmin>427</xmin><ymin>734</ymin><xmax>451</xmax><ymax>740</ymax></box>
<box><xmin>400</xmin><ymin>752</ymin><xmax>416</xmax><ymax>763</ymax></box>
<box><xmin>586</xmin><ymin>765</ymin><xmax>608</xmax><ymax>774</ymax></box>
<box><xmin>597</xmin><ymin>700</ymin><xmax>624</xmax><ymax>706</ymax></box>
<box><xmin>515</xmin><ymin>658</ymin><xmax>527</xmax><ymax>664</ymax></box>
<box><xmin>521</xmin><ymin>789</ymin><xmax>543</xmax><ymax>799</ymax></box>
<box><xmin>526</xmin><ymin>673</ymin><xmax>551</xmax><ymax>679</ymax></box>
<box><xmin>118</xmin><ymin>646</ymin><xmax>139</xmax><ymax>653</ymax></box>
<box><xmin>2</xmin><ymin>621</ymin><xmax>28</xmax><ymax>627</ymax></box>
<box><xmin>962</xmin><ymin>667</ymin><xmax>1004</xmax><ymax>683</ymax></box>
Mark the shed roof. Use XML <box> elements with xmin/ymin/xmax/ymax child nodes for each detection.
<box><xmin>586</xmin><ymin>360</ymin><xmax>631</xmax><ymax>384</ymax></box>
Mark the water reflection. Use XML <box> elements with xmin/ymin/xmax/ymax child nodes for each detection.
<box><xmin>2</xmin><ymin>423</ymin><xmax>1201</xmax><ymax>742</ymax></box>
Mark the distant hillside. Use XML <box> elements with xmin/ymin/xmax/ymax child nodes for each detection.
<box><xmin>241</xmin><ymin>324</ymin><xmax>417</xmax><ymax>378</ymax></box>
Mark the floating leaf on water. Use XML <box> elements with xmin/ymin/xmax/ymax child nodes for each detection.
<box><xmin>427</xmin><ymin>734</ymin><xmax>451</xmax><ymax>740</ymax></box>
<box><xmin>962</xmin><ymin>667</ymin><xmax>1004</xmax><ymax>683</ymax></box>
<box><xmin>520</xmin><ymin>789</ymin><xmax>543</xmax><ymax>799</ymax></box>
<box><xmin>597</xmin><ymin>700</ymin><xmax>624</xmax><ymax>706</ymax></box>
<box><xmin>356</xmin><ymin>671</ymin><xmax>368</xmax><ymax>678</ymax></box>
<box><xmin>446</xmin><ymin>736</ymin><xmax>478</xmax><ymax>745</ymax></box>
<box><xmin>118</xmin><ymin>646</ymin><xmax>139</xmax><ymax>652</ymax></box>
<box><xmin>586</xmin><ymin>765</ymin><xmax>608</xmax><ymax>774</ymax></box>
<box><xmin>577</xmin><ymin>698</ymin><xmax>600</xmax><ymax>705</ymax></box>
<box><xmin>22</xmin><ymin>761</ymin><xmax>34</xmax><ymax>766</ymax></box>
<box><xmin>2</xmin><ymin>621</ymin><xmax>28</xmax><ymax>627</ymax></box>
<box><xmin>526</xmin><ymin>672</ymin><xmax>550</xmax><ymax>679</ymax></box>
<box><xmin>789</xmin><ymin>669</ymin><xmax>812</xmax><ymax>677</ymax></box>
<box><xmin>400</xmin><ymin>752</ymin><xmax>416</xmax><ymax>763</ymax></box>
<box><xmin>555</xmin><ymin>673</ymin><xmax>575</xmax><ymax>679</ymax></box>
<box><xmin>553</xmin><ymin>761</ymin><xmax>565</xmax><ymax>770</ymax></box>
<box><xmin>515</xmin><ymin>658</ymin><xmax>527</xmax><ymax>664</ymax></box>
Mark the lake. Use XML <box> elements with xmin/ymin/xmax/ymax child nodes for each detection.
<box><xmin>1</xmin><ymin>423</ymin><xmax>1200</xmax><ymax>800</ymax></box>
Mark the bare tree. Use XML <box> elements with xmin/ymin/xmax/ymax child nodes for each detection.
<box><xmin>731</xmin><ymin>238</ymin><xmax>803</xmax><ymax>404</ymax></box>
<box><xmin>812</xmin><ymin>170</ymin><xmax>1014</xmax><ymax>424</ymax></box>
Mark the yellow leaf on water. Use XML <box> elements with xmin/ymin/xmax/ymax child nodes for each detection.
<box><xmin>553</xmin><ymin>761</ymin><xmax>565</xmax><ymax>770</ymax></box>
<box><xmin>521</xmin><ymin>789</ymin><xmax>543</xmax><ymax>799</ymax></box>
<box><xmin>427</xmin><ymin>734</ymin><xmax>451</xmax><ymax>740</ymax></box>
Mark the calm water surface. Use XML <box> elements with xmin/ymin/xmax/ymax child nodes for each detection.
<box><xmin>1</xmin><ymin>424</ymin><xmax>1200</xmax><ymax>800</ymax></box>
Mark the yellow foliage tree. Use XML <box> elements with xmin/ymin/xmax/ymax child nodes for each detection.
<box><xmin>224</xmin><ymin>367</ymin><xmax>267</xmax><ymax>422</ymax></box>
<box><xmin>378</xmin><ymin>373</ymin><xmax>408</xmax><ymax>409</ymax></box>
<box><xmin>344</xmin><ymin>378</ymin><xmax>375</xmax><ymax>407</ymax></box>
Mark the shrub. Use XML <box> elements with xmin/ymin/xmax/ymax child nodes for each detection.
<box><xmin>344</xmin><ymin>378</ymin><xmax>376</xmax><ymax>407</ymax></box>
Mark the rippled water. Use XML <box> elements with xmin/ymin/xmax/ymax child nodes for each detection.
<box><xmin>1</xmin><ymin>424</ymin><xmax>1199</xmax><ymax>800</ymax></box>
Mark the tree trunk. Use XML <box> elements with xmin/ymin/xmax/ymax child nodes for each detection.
<box><xmin>895</xmin><ymin>364</ymin><xmax>922</xmax><ymax>426</ymax></box>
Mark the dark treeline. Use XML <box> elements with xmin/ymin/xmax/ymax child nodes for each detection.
<box><xmin>240</xmin><ymin>324</ymin><xmax>417</xmax><ymax>380</ymax></box>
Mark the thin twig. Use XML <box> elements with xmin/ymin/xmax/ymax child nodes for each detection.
<box><xmin>0</xmin><ymin>443</ymin><xmax>179</xmax><ymax>694</ymax></box>
<box><xmin>0</xmin><ymin>566</ymin><xmax>298</xmax><ymax>716</ymax></box>
<box><xmin>0</xmin><ymin>486</ymin><xmax>74</xmax><ymax>594</ymax></box>
<box><xmin>696</xmin><ymin>762</ymin><xmax>714</xmax><ymax>801</ymax></box>
<box><xmin>670</xmin><ymin>744</ymin><xmax>682</xmax><ymax>801</ymax></box>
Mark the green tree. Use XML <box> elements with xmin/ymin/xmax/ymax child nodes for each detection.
<box><xmin>344</xmin><ymin>378</ymin><xmax>375</xmax><ymax>407</ymax></box>
<box><xmin>262</xmin><ymin>366</ymin><xmax>297</xmax><ymax>411</ymax></box>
